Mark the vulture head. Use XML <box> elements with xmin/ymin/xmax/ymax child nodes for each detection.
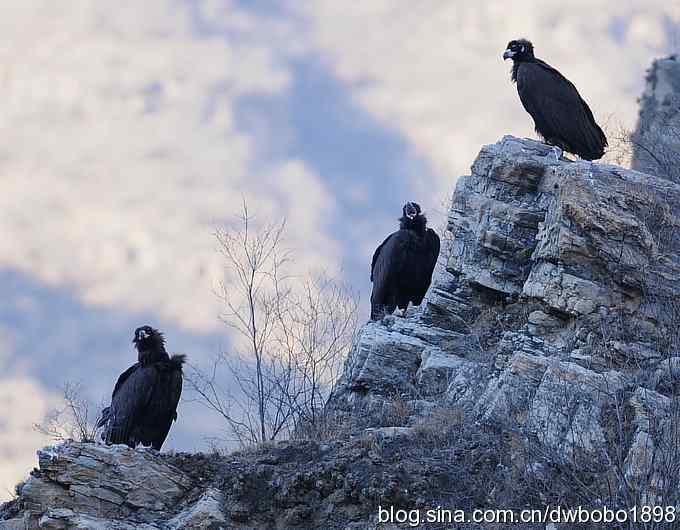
<box><xmin>403</xmin><ymin>201</ymin><xmax>421</xmax><ymax>220</ymax></box>
<box><xmin>400</xmin><ymin>201</ymin><xmax>427</xmax><ymax>231</ymax></box>
<box><xmin>133</xmin><ymin>325</ymin><xmax>168</xmax><ymax>364</ymax></box>
<box><xmin>503</xmin><ymin>39</ymin><xmax>534</xmax><ymax>62</ymax></box>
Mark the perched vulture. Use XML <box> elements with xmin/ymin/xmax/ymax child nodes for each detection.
<box><xmin>503</xmin><ymin>38</ymin><xmax>607</xmax><ymax>160</ymax></box>
<box><xmin>370</xmin><ymin>202</ymin><xmax>440</xmax><ymax>320</ymax></box>
<box><xmin>97</xmin><ymin>326</ymin><xmax>184</xmax><ymax>450</ymax></box>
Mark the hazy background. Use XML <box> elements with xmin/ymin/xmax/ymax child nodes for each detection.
<box><xmin>1</xmin><ymin>0</ymin><xmax>678</xmax><ymax>499</ymax></box>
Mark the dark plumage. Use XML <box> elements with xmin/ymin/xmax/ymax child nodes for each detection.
<box><xmin>370</xmin><ymin>202</ymin><xmax>440</xmax><ymax>320</ymax></box>
<box><xmin>97</xmin><ymin>326</ymin><xmax>184</xmax><ymax>450</ymax></box>
<box><xmin>503</xmin><ymin>39</ymin><xmax>607</xmax><ymax>160</ymax></box>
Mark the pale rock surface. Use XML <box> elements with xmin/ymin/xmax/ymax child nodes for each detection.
<box><xmin>329</xmin><ymin>134</ymin><xmax>680</xmax><ymax>489</ymax></box>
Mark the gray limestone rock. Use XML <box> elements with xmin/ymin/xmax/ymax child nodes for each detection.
<box><xmin>328</xmin><ymin>134</ymin><xmax>680</xmax><ymax>490</ymax></box>
<box><xmin>15</xmin><ymin>442</ymin><xmax>199</xmax><ymax>530</ymax></box>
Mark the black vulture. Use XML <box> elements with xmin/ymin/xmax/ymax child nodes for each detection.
<box><xmin>370</xmin><ymin>202</ymin><xmax>440</xmax><ymax>320</ymax></box>
<box><xmin>503</xmin><ymin>39</ymin><xmax>607</xmax><ymax>161</ymax></box>
<box><xmin>97</xmin><ymin>326</ymin><xmax>184</xmax><ymax>450</ymax></box>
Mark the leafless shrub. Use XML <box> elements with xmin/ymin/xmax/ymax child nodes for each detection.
<box><xmin>271</xmin><ymin>275</ymin><xmax>359</xmax><ymax>435</ymax></box>
<box><xmin>34</xmin><ymin>382</ymin><xmax>101</xmax><ymax>443</ymax></box>
<box><xmin>366</xmin><ymin>392</ymin><xmax>415</xmax><ymax>428</ymax></box>
<box><xmin>612</xmin><ymin>93</ymin><xmax>680</xmax><ymax>184</ymax></box>
<box><xmin>405</xmin><ymin>407</ymin><xmax>517</xmax><ymax>516</ymax></box>
<box><xmin>411</xmin><ymin>406</ymin><xmax>465</xmax><ymax>446</ymax></box>
<box><xmin>631</xmin><ymin>125</ymin><xmax>680</xmax><ymax>185</ymax></box>
<box><xmin>187</xmin><ymin>201</ymin><xmax>359</xmax><ymax>447</ymax></box>
<box><xmin>602</xmin><ymin>121</ymin><xmax>636</xmax><ymax>168</ymax></box>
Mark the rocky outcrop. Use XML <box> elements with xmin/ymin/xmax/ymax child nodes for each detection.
<box><xmin>329</xmin><ymin>135</ymin><xmax>680</xmax><ymax>482</ymax></box>
<box><xmin>0</xmin><ymin>443</ymin><xmax>211</xmax><ymax>530</ymax></box>
<box><xmin>0</xmin><ymin>437</ymin><xmax>507</xmax><ymax>530</ymax></box>
<box><xmin>632</xmin><ymin>54</ymin><xmax>680</xmax><ymax>183</ymax></box>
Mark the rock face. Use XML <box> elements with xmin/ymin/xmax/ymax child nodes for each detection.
<box><xmin>329</xmin><ymin>135</ymin><xmax>680</xmax><ymax>481</ymax></box>
<box><xmin>632</xmin><ymin>54</ymin><xmax>680</xmax><ymax>183</ymax></box>
<box><xmin>4</xmin><ymin>135</ymin><xmax>680</xmax><ymax>529</ymax></box>
<box><xmin>0</xmin><ymin>443</ymin><xmax>208</xmax><ymax>530</ymax></box>
<box><xmin>0</xmin><ymin>437</ymin><xmax>509</xmax><ymax>530</ymax></box>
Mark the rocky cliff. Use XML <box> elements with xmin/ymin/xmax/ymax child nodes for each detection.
<box><xmin>3</xmin><ymin>135</ymin><xmax>680</xmax><ymax>529</ymax></box>
<box><xmin>330</xmin><ymin>133</ymin><xmax>680</xmax><ymax>484</ymax></box>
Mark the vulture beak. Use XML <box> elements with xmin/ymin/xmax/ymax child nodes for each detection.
<box><xmin>503</xmin><ymin>49</ymin><xmax>514</xmax><ymax>60</ymax></box>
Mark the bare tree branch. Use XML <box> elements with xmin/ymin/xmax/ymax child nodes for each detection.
<box><xmin>34</xmin><ymin>382</ymin><xmax>102</xmax><ymax>443</ymax></box>
<box><xmin>187</xmin><ymin>202</ymin><xmax>359</xmax><ymax>448</ymax></box>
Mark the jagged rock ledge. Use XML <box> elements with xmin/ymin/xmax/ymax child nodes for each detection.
<box><xmin>0</xmin><ymin>443</ymin><xmax>205</xmax><ymax>529</ymax></box>
<box><xmin>0</xmin><ymin>436</ymin><xmax>507</xmax><ymax>530</ymax></box>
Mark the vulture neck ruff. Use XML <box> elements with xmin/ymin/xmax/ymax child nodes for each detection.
<box><xmin>135</xmin><ymin>332</ymin><xmax>170</xmax><ymax>366</ymax></box>
<box><xmin>399</xmin><ymin>214</ymin><xmax>427</xmax><ymax>233</ymax></box>
<box><xmin>511</xmin><ymin>57</ymin><xmax>538</xmax><ymax>83</ymax></box>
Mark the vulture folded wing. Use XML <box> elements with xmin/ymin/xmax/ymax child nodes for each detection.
<box><xmin>106</xmin><ymin>366</ymin><xmax>157</xmax><ymax>445</ymax></box>
<box><xmin>167</xmin><ymin>355</ymin><xmax>185</xmax><ymax>421</ymax></box>
<box><xmin>372</xmin><ymin>231</ymin><xmax>412</xmax><ymax>290</ymax></box>
<box><xmin>411</xmin><ymin>229</ymin><xmax>441</xmax><ymax>305</ymax></box>
<box><xmin>370</xmin><ymin>231</ymin><xmax>414</xmax><ymax>319</ymax></box>
<box><xmin>148</xmin><ymin>356</ymin><xmax>185</xmax><ymax>449</ymax></box>
<box><xmin>371</xmin><ymin>234</ymin><xmax>394</xmax><ymax>281</ymax></box>
<box><xmin>98</xmin><ymin>363</ymin><xmax>139</xmax><ymax>429</ymax></box>
<box><xmin>425</xmin><ymin>229</ymin><xmax>441</xmax><ymax>277</ymax></box>
<box><xmin>111</xmin><ymin>363</ymin><xmax>140</xmax><ymax>398</ymax></box>
<box><xmin>517</xmin><ymin>61</ymin><xmax>606</xmax><ymax>159</ymax></box>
